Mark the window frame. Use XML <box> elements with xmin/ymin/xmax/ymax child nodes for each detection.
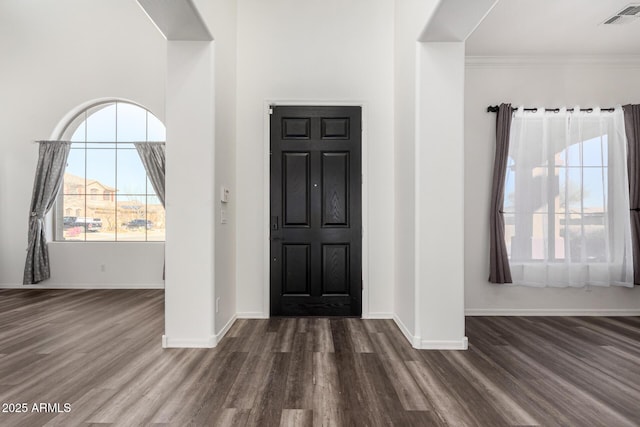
<box><xmin>53</xmin><ymin>100</ymin><xmax>166</xmax><ymax>243</ymax></box>
<box><xmin>504</xmin><ymin>113</ymin><xmax>616</xmax><ymax>265</ymax></box>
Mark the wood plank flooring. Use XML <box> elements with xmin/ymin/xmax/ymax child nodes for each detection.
<box><xmin>0</xmin><ymin>289</ymin><xmax>638</xmax><ymax>426</ymax></box>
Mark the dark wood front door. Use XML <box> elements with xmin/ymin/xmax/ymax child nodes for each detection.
<box><xmin>270</xmin><ymin>106</ymin><xmax>362</xmax><ymax>316</ymax></box>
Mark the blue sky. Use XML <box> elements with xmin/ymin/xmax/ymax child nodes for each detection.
<box><xmin>65</xmin><ymin>103</ymin><xmax>165</xmax><ymax>195</ymax></box>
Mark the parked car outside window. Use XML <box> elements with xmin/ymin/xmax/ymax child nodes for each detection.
<box><xmin>124</xmin><ymin>219</ymin><xmax>153</xmax><ymax>230</ymax></box>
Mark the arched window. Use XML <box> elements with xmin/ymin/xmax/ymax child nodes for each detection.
<box><xmin>56</xmin><ymin>101</ymin><xmax>166</xmax><ymax>242</ymax></box>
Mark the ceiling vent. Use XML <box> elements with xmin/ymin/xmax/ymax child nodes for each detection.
<box><xmin>603</xmin><ymin>4</ymin><xmax>640</xmax><ymax>24</ymax></box>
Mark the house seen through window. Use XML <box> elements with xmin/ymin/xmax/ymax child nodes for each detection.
<box><xmin>504</xmin><ymin>135</ymin><xmax>609</xmax><ymax>262</ymax></box>
<box><xmin>56</xmin><ymin>101</ymin><xmax>165</xmax><ymax>241</ymax></box>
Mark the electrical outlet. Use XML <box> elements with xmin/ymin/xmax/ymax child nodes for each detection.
<box><xmin>100</xmin><ymin>264</ymin><xmax>106</xmax><ymax>273</ymax></box>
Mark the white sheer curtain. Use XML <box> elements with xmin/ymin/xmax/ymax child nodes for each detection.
<box><xmin>504</xmin><ymin>106</ymin><xmax>633</xmax><ymax>287</ymax></box>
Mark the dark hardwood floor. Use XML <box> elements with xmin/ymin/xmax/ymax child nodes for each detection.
<box><xmin>0</xmin><ymin>289</ymin><xmax>638</xmax><ymax>426</ymax></box>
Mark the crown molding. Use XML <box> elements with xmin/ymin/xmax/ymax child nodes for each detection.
<box><xmin>465</xmin><ymin>55</ymin><xmax>640</xmax><ymax>68</ymax></box>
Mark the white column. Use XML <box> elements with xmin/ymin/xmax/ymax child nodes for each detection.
<box><xmin>163</xmin><ymin>41</ymin><xmax>216</xmax><ymax>347</ymax></box>
<box><xmin>415</xmin><ymin>41</ymin><xmax>467</xmax><ymax>349</ymax></box>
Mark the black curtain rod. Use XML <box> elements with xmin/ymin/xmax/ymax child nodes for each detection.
<box><xmin>486</xmin><ymin>105</ymin><xmax>616</xmax><ymax>113</ymax></box>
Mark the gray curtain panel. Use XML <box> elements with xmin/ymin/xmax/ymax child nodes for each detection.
<box><xmin>23</xmin><ymin>141</ymin><xmax>71</xmax><ymax>284</ymax></box>
<box><xmin>489</xmin><ymin>103</ymin><xmax>513</xmax><ymax>283</ymax></box>
<box><xmin>624</xmin><ymin>104</ymin><xmax>640</xmax><ymax>285</ymax></box>
<box><xmin>134</xmin><ymin>142</ymin><xmax>166</xmax><ymax>279</ymax></box>
<box><xmin>134</xmin><ymin>142</ymin><xmax>165</xmax><ymax>207</ymax></box>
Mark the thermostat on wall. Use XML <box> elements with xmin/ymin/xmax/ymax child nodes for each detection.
<box><xmin>221</xmin><ymin>186</ymin><xmax>230</xmax><ymax>203</ymax></box>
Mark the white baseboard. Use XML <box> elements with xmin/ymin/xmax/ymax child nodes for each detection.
<box><xmin>236</xmin><ymin>311</ymin><xmax>269</xmax><ymax>319</ymax></box>
<box><xmin>392</xmin><ymin>315</ymin><xmax>421</xmax><ymax>348</ymax></box>
<box><xmin>162</xmin><ymin>334</ymin><xmax>216</xmax><ymax>348</ymax></box>
<box><xmin>214</xmin><ymin>315</ymin><xmax>237</xmax><ymax>343</ymax></box>
<box><xmin>465</xmin><ymin>308</ymin><xmax>640</xmax><ymax>316</ymax></box>
<box><xmin>390</xmin><ymin>315</ymin><xmax>470</xmax><ymax>350</ymax></box>
<box><xmin>161</xmin><ymin>316</ymin><xmax>236</xmax><ymax>349</ymax></box>
<box><xmin>0</xmin><ymin>283</ymin><xmax>164</xmax><ymax>290</ymax></box>
<box><xmin>364</xmin><ymin>312</ymin><xmax>394</xmax><ymax>319</ymax></box>
<box><xmin>420</xmin><ymin>337</ymin><xmax>468</xmax><ymax>350</ymax></box>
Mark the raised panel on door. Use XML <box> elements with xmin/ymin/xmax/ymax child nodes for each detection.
<box><xmin>283</xmin><ymin>152</ymin><xmax>310</xmax><ymax>227</ymax></box>
<box><xmin>322</xmin><ymin>152</ymin><xmax>349</xmax><ymax>227</ymax></box>
<box><xmin>283</xmin><ymin>244</ymin><xmax>311</xmax><ymax>295</ymax></box>
<box><xmin>322</xmin><ymin>244</ymin><xmax>350</xmax><ymax>295</ymax></box>
<box><xmin>282</xmin><ymin>118</ymin><xmax>311</xmax><ymax>139</ymax></box>
<box><xmin>321</xmin><ymin>117</ymin><xmax>350</xmax><ymax>139</ymax></box>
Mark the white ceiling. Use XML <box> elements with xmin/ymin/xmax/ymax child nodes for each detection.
<box><xmin>466</xmin><ymin>0</ymin><xmax>640</xmax><ymax>56</ymax></box>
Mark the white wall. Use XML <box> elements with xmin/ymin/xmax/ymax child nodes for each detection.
<box><xmin>0</xmin><ymin>0</ymin><xmax>165</xmax><ymax>287</ymax></box>
<box><xmin>46</xmin><ymin>243</ymin><xmax>165</xmax><ymax>287</ymax></box>
<box><xmin>416</xmin><ymin>42</ymin><xmax>467</xmax><ymax>348</ymax></box>
<box><xmin>195</xmin><ymin>0</ymin><xmax>238</xmax><ymax>337</ymax></box>
<box><xmin>465</xmin><ymin>58</ymin><xmax>640</xmax><ymax>314</ymax></box>
<box><xmin>154</xmin><ymin>0</ymin><xmax>237</xmax><ymax>346</ymax></box>
<box><xmin>393</xmin><ymin>0</ymin><xmax>438</xmax><ymax>343</ymax></box>
<box><xmin>235</xmin><ymin>0</ymin><xmax>395</xmax><ymax>317</ymax></box>
<box><xmin>164</xmin><ymin>41</ymin><xmax>216</xmax><ymax>346</ymax></box>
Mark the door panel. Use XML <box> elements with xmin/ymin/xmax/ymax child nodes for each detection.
<box><xmin>283</xmin><ymin>153</ymin><xmax>310</xmax><ymax>227</ymax></box>
<box><xmin>322</xmin><ymin>244</ymin><xmax>350</xmax><ymax>295</ymax></box>
<box><xmin>270</xmin><ymin>106</ymin><xmax>362</xmax><ymax>316</ymax></box>
<box><xmin>282</xmin><ymin>118</ymin><xmax>311</xmax><ymax>139</ymax></box>
<box><xmin>322</xmin><ymin>152</ymin><xmax>349</xmax><ymax>227</ymax></box>
<box><xmin>283</xmin><ymin>244</ymin><xmax>311</xmax><ymax>294</ymax></box>
<box><xmin>321</xmin><ymin>118</ymin><xmax>350</xmax><ymax>139</ymax></box>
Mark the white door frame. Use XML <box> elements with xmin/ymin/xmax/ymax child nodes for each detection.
<box><xmin>262</xmin><ymin>100</ymin><xmax>370</xmax><ymax>318</ymax></box>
